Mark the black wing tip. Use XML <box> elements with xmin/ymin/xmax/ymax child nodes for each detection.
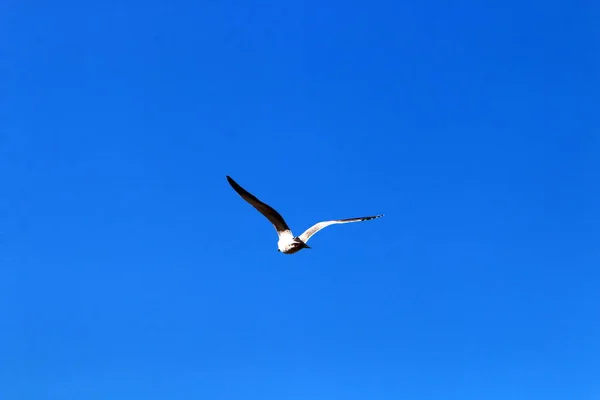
<box><xmin>226</xmin><ymin>176</ymin><xmax>245</xmax><ymax>194</ymax></box>
<box><xmin>339</xmin><ymin>214</ymin><xmax>384</xmax><ymax>222</ymax></box>
<box><xmin>359</xmin><ymin>214</ymin><xmax>384</xmax><ymax>221</ymax></box>
<box><xmin>226</xmin><ymin>175</ymin><xmax>239</xmax><ymax>188</ymax></box>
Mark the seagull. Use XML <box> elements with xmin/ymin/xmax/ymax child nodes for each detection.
<box><xmin>226</xmin><ymin>175</ymin><xmax>383</xmax><ymax>254</ymax></box>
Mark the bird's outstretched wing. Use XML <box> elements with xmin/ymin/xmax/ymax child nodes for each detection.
<box><xmin>226</xmin><ymin>176</ymin><xmax>292</xmax><ymax>237</ymax></box>
<box><xmin>298</xmin><ymin>214</ymin><xmax>383</xmax><ymax>243</ymax></box>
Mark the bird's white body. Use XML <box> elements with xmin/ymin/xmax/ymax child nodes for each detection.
<box><xmin>226</xmin><ymin>176</ymin><xmax>383</xmax><ymax>254</ymax></box>
<box><xmin>277</xmin><ymin>232</ymin><xmax>296</xmax><ymax>253</ymax></box>
<box><xmin>277</xmin><ymin>231</ymin><xmax>308</xmax><ymax>254</ymax></box>
<box><xmin>277</xmin><ymin>238</ymin><xmax>302</xmax><ymax>254</ymax></box>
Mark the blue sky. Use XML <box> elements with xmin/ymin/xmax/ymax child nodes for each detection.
<box><xmin>1</xmin><ymin>0</ymin><xmax>599</xmax><ymax>398</ymax></box>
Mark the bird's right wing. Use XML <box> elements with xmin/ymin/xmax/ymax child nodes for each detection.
<box><xmin>226</xmin><ymin>176</ymin><xmax>292</xmax><ymax>238</ymax></box>
<box><xmin>298</xmin><ymin>214</ymin><xmax>383</xmax><ymax>243</ymax></box>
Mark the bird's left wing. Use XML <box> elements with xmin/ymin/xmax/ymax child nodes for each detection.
<box><xmin>226</xmin><ymin>176</ymin><xmax>292</xmax><ymax>237</ymax></box>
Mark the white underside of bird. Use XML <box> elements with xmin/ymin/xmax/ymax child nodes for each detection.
<box><xmin>226</xmin><ymin>176</ymin><xmax>383</xmax><ymax>254</ymax></box>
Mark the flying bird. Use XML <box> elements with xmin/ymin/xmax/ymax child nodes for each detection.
<box><xmin>226</xmin><ymin>175</ymin><xmax>383</xmax><ymax>254</ymax></box>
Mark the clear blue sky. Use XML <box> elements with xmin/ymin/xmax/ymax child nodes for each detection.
<box><xmin>2</xmin><ymin>0</ymin><xmax>599</xmax><ymax>398</ymax></box>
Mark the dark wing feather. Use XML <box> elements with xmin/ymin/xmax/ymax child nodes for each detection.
<box><xmin>226</xmin><ymin>176</ymin><xmax>291</xmax><ymax>235</ymax></box>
